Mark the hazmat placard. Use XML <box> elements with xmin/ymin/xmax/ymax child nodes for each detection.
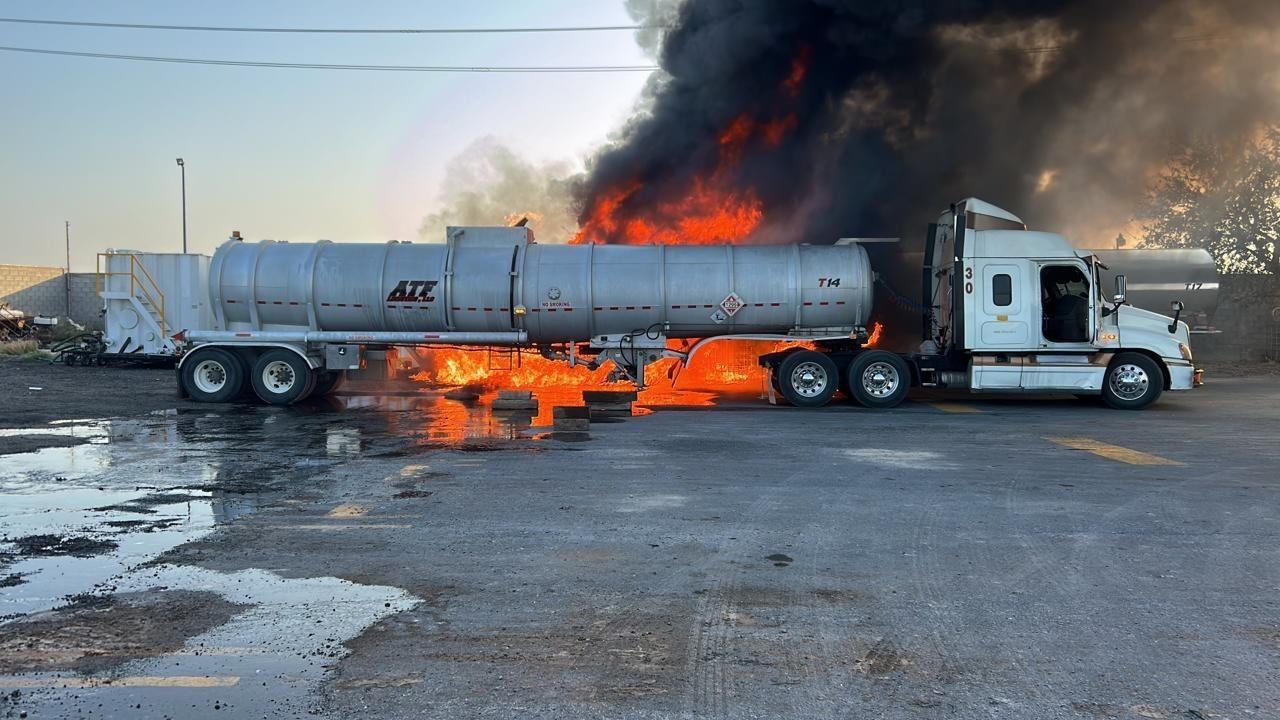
<box><xmin>720</xmin><ymin>292</ymin><xmax>744</xmax><ymax>316</ymax></box>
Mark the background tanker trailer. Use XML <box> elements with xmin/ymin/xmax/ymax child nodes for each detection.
<box><xmin>1090</xmin><ymin>248</ymin><xmax>1219</xmax><ymax>333</ymax></box>
<box><xmin>175</xmin><ymin>198</ymin><xmax>1199</xmax><ymax>410</ymax></box>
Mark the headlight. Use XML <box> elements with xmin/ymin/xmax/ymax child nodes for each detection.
<box><xmin>1178</xmin><ymin>342</ymin><xmax>1193</xmax><ymax>361</ymax></box>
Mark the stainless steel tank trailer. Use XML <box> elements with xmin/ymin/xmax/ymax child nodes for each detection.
<box><xmin>173</xmin><ymin>198</ymin><xmax>1200</xmax><ymax>410</ymax></box>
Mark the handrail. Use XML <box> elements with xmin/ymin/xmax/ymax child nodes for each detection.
<box><xmin>129</xmin><ymin>255</ymin><xmax>169</xmax><ymax>336</ymax></box>
<box><xmin>129</xmin><ymin>255</ymin><xmax>168</xmax><ymax>334</ymax></box>
<box><xmin>95</xmin><ymin>252</ymin><xmax>171</xmax><ymax>337</ymax></box>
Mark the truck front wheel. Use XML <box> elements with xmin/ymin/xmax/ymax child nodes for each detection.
<box><xmin>847</xmin><ymin>351</ymin><xmax>911</xmax><ymax>409</ymax></box>
<box><xmin>1101</xmin><ymin>353</ymin><xmax>1163</xmax><ymax>410</ymax></box>
<box><xmin>251</xmin><ymin>349</ymin><xmax>315</xmax><ymax>405</ymax></box>
<box><xmin>181</xmin><ymin>347</ymin><xmax>246</xmax><ymax>403</ymax></box>
<box><xmin>777</xmin><ymin>350</ymin><xmax>839</xmax><ymax>408</ymax></box>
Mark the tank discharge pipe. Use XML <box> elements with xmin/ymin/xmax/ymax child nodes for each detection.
<box><xmin>186</xmin><ymin>330</ymin><xmax>527</xmax><ymax>345</ymax></box>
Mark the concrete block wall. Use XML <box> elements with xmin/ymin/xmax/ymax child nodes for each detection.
<box><xmin>0</xmin><ymin>264</ymin><xmax>103</xmax><ymax>330</ymax></box>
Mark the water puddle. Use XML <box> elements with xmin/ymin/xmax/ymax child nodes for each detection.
<box><xmin>3</xmin><ymin>565</ymin><xmax>418</xmax><ymax>718</ymax></box>
<box><xmin>0</xmin><ymin>395</ymin><xmax>595</xmax><ymax>621</ymax></box>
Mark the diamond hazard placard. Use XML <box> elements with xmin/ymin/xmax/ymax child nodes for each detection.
<box><xmin>720</xmin><ymin>292</ymin><xmax>744</xmax><ymax>317</ymax></box>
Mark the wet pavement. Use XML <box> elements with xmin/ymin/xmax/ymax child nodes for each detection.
<box><xmin>1</xmin><ymin>378</ymin><xmax>1280</xmax><ymax>719</ymax></box>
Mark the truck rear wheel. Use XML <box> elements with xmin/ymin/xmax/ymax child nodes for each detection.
<box><xmin>777</xmin><ymin>350</ymin><xmax>839</xmax><ymax>408</ymax></box>
<box><xmin>250</xmin><ymin>349</ymin><xmax>314</xmax><ymax>405</ymax></box>
<box><xmin>847</xmin><ymin>351</ymin><xmax>911</xmax><ymax>409</ymax></box>
<box><xmin>1101</xmin><ymin>352</ymin><xmax>1163</xmax><ymax>410</ymax></box>
<box><xmin>181</xmin><ymin>347</ymin><xmax>245</xmax><ymax>403</ymax></box>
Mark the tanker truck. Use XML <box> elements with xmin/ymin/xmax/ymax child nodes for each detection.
<box><xmin>173</xmin><ymin>198</ymin><xmax>1200</xmax><ymax>410</ymax></box>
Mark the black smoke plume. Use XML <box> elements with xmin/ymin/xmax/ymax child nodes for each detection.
<box><xmin>578</xmin><ymin>0</ymin><xmax>1280</xmax><ymax>251</ymax></box>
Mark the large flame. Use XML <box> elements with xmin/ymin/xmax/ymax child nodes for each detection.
<box><xmin>404</xmin><ymin>51</ymin><xmax>887</xmax><ymax>415</ymax></box>
<box><xmin>571</xmin><ymin>109</ymin><xmax>808</xmax><ymax>246</ymax></box>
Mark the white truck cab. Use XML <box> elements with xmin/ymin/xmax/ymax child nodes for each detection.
<box><xmin>917</xmin><ymin>198</ymin><xmax>1200</xmax><ymax>409</ymax></box>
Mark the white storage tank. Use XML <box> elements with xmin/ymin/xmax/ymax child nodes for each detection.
<box><xmin>101</xmin><ymin>251</ymin><xmax>212</xmax><ymax>355</ymax></box>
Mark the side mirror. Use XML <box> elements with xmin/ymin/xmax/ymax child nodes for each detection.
<box><xmin>1169</xmin><ymin>300</ymin><xmax>1184</xmax><ymax>333</ymax></box>
<box><xmin>1113</xmin><ymin>274</ymin><xmax>1127</xmax><ymax>305</ymax></box>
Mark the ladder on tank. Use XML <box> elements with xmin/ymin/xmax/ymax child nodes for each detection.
<box><xmin>96</xmin><ymin>252</ymin><xmax>174</xmax><ymax>354</ymax></box>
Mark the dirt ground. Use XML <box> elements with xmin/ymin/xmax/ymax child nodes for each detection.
<box><xmin>0</xmin><ymin>590</ymin><xmax>244</xmax><ymax>675</ymax></box>
<box><xmin>0</xmin><ymin>358</ymin><xmax>196</xmax><ymax>429</ymax></box>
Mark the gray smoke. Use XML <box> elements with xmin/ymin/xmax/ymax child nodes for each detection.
<box><xmin>420</xmin><ymin>137</ymin><xmax>578</xmax><ymax>243</ymax></box>
<box><xmin>578</xmin><ymin>0</ymin><xmax>1280</xmax><ymax>250</ymax></box>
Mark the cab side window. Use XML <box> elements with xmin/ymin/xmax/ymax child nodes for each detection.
<box><xmin>1040</xmin><ymin>265</ymin><xmax>1090</xmax><ymax>343</ymax></box>
<box><xmin>992</xmin><ymin>274</ymin><xmax>1012</xmax><ymax>306</ymax></box>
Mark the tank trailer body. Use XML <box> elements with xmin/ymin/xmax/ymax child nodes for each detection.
<box><xmin>176</xmin><ymin>198</ymin><xmax>1200</xmax><ymax>410</ymax></box>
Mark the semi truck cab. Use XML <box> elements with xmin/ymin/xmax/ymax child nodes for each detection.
<box><xmin>917</xmin><ymin>198</ymin><xmax>1199</xmax><ymax>408</ymax></box>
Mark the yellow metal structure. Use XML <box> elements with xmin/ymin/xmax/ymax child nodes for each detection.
<box><xmin>97</xmin><ymin>252</ymin><xmax>170</xmax><ymax>337</ymax></box>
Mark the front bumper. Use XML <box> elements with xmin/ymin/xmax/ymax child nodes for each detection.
<box><xmin>1167</xmin><ymin>360</ymin><xmax>1198</xmax><ymax>390</ymax></box>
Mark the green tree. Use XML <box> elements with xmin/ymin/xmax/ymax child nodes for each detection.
<box><xmin>1139</xmin><ymin>128</ymin><xmax>1280</xmax><ymax>275</ymax></box>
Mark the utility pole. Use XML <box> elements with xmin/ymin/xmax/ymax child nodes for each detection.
<box><xmin>176</xmin><ymin>158</ymin><xmax>187</xmax><ymax>253</ymax></box>
<box><xmin>64</xmin><ymin>220</ymin><xmax>71</xmax><ymax>318</ymax></box>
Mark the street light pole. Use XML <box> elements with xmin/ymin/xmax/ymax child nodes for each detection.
<box><xmin>176</xmin><ymin>158</ymin><xmax>187</xmax><ymax>253</ymax></box>
<box><xmin>64</xmin><ymin>220</ymin><xmax>71</xmax><ymax>318</ymax></box>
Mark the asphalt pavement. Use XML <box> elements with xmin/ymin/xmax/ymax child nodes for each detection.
<box><xmin>1</xmin><ymin>374</ymin><xmax>1278</xmax><ymax>719</ymax></box>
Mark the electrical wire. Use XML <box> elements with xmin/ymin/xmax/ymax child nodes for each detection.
<box><xmin>0</xmin><ymin>17</ymin><xmax>659</xmax><ymax>34</ymax></box>
<box><xmin>0</xmin><ymin>45</ymin><xmax>659</xmax><ymax>72</ymax></box>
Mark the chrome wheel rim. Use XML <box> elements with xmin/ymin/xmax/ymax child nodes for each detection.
<box><xmin>861</xmin><ymin>361</ymin><xmax>899</xmax><ymax>398</ymax></box>
<box><xmin>262</xmin><ymin>360</ymin><xmax>296</xmax><ymax>394</ymax></box>
<box><xmin>1109</xmin><ymin>363</ymin><xmax>1150</xmax><ymax>401</ymax></box>
<box><xmin>789</xmin><ymin>361</ymin><xmax>829</xmax><ymax>398</ymax></box>
<box><xmin>193</xmin><ymin>359</ymin><xmax>227</xmax><ymax>394</ymax></box>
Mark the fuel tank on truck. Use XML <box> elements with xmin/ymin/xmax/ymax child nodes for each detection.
<box><xmin>208</xmin><ymin>227</ymin><xmax>874</xmax><ymax>344</ymax></box>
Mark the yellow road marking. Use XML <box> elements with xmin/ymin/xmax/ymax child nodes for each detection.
<box><xmin>0</xmin><ymin>676</ymin><xmax>240</xmax><ymax>689</ymax></box>
<box><xmin>399</xmin><ymin>464</ymin><xmax>430</xmax><ymax>477</ymax></box>
<box><xmin>326</xmin><ymin>503</ymin><xmax>368</xmax><ymax>518</ymax></box>
<box><xmin>1044</xmin><ymin>436</ymin><xmax>1184</xmax><ymax>466</ymax></box>
<box><xmin>265</xmin><ymin>524</ymin><xmax>411</xmax><ymax>531</ymax></box>
<box><xmin>922</xmin><ymin>401</ymin><xmax>984</xmax><ymax>413</ymax></box>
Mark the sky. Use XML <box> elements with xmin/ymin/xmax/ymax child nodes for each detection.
<box><xmin>0</xmin><ymin>1</ymin><xmax>654</xmax><ymax>270</ymax></box>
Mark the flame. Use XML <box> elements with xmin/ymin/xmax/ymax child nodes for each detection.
<box><xmin>573</xmin><ymin>106</ymin><xmax>807</xmax><ymax>247</ymax></box>
<box><xmin>761</xmin><ymin>114</ymin><xmax>798</xmax><ymax>147</ymax></box>
<box><xmin>405</xmin><ymin>337</ymin><xmax>826</xmax><ymax>421</ymax></box>
<box><xmin>399</xmin><ymin>48</ymin><xmax>875</xmax><ymax>417</ymax></box>
<box><xmin>866</xmin><ymin>321</ymin><xmax>884</xmax><ymax>346</ymax></box>
<box><xmin>783</xmin><ymin>46</ymin><xmax>811</xmax><ymax>96</ymax></box>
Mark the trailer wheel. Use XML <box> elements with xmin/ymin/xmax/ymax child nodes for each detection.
<box><xmin>1101</xmin><ymin>352</ymin><xmax>1163</xmax><ymax>410</ymax></box>
<box><xmin>310</xmin><ymin>370</ymin><xmax>346</xmax><ymax>397</ymax></box>
<box><xmin>847</xmin><ymin>351</ymin><xmax>911</xmax><ymax>409</ymax></box>
<box><xmin>181</xmin><ymin>347</ymin><xmax>246</xmax><ymax>403</ymax></box>
<box><xmin>250</xmin><ymin>349</ymin><xmax>314</xmax><ymax>405</ymax></box>
<box><xmin>777</xmin><ymin>351</ymin><xmax>839</xmax><ymax>408</ymax></box>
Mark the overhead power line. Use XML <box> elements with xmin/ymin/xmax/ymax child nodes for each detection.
<box><xmin>0</xmin><ymin>17</ymin><xmax>659</xmax><ymax>34</ymax></box>
<box><xmin>0</xmin><ymin>45</ymin><xmax>659</xmax><ymax>72</ymax></box>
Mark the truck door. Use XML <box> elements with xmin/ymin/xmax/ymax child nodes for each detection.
<box><xmin>1021</xmin><ymin>261</ymin><xmax>1103</xmax><ymax>391</ymax></box>
<box><xmin>970</xmin><ymin>261</ymin><xmax>1032</xmax><ymax>389</ymax></box>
